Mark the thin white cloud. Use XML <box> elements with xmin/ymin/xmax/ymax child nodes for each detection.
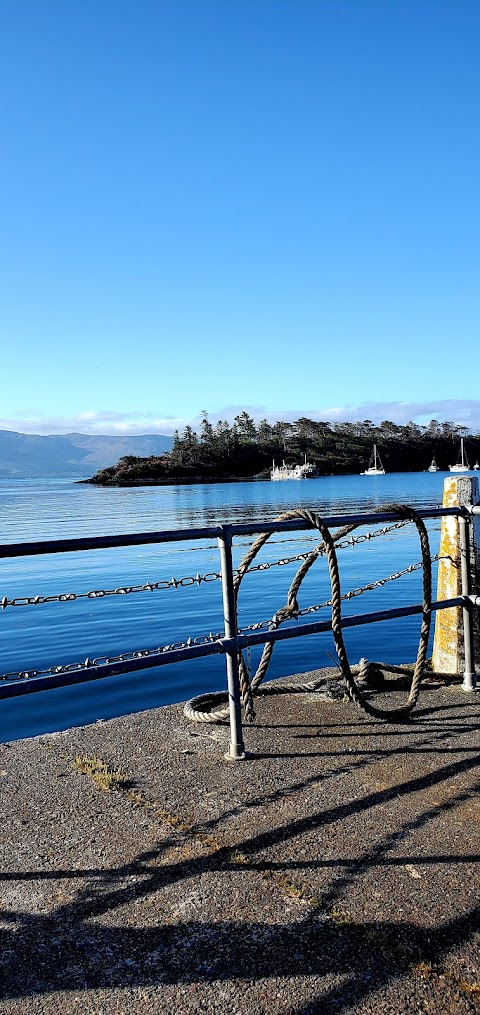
<box><xmin>1</xmin><ymin>399</ymin><xmax>480</xmax><ymax>436</ymax></box>
<box><xmin>320</xmin><ymin>400</ymin><xmax>480</xmax><ymax>427</ymax></box>
<box><xmin>214</xmin><ymin>400</ymin><xmax>480</xmax><ymax>429</ymax></box>
<box><xmin>0</xmin><ymin>411</ymin><xmax>189</xmax><ymax>436</ymax></box>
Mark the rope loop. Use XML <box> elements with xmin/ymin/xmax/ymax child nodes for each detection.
<box><xmin>184</xmin><ymin>503</ymin><xmax>432</xmax><ymax>724</ymax></box>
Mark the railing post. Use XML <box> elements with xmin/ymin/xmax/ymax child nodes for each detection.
<box><xmin>218</xmin><ymin>526</ymin><xmax>246</xmax><ymax>760</ymax></box>
<box><xmin>432</xmin><ymin>476</ymin><xmax>479</xmax><ymax>689</ymax></box>
<box><xmin>459</xmin><ymin>515</ymin><xmax>477</xmax><ymax>691</ymax></box>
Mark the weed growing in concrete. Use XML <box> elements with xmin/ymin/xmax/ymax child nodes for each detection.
<box><xmin>74</xmin><ymin>754</ymin><xmax>130</xmax><ymax>792</ymax></box>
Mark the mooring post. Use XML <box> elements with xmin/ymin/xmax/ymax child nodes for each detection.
<box><xmin>218</xmin><ymin>526</ymin><xmax>247</xmax><ymax>759</ymax></box>
<box><xmin>432</xmin><ymin>476</ymin><xmax>479</xmax><ymax>690</ymax></box>
<box><xmin>458</xmin><ymin>514</ymin><xmax>476</xmax><ymax>690</ymax></box>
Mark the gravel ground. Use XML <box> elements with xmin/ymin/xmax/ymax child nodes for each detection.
<box><xmin>0</xmin><ymin>669</ymin><xmax>479</xmax><ymax>1014</ymax></box>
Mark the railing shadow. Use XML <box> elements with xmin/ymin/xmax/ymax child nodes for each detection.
<box><xmin>1</xmin><ymin>890</ymin><xmax>479</xmax><ymax>1008</ymax></box>
<box><xmin>2</xmin><ymin>745</ymin><xmax>480</xmax><ymax>1006</ymax></box>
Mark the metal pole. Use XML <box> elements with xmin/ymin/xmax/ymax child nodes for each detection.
<box><xmin>459</xmin><ymin>515</ymin><xmax>477</xmax><ymax>691</ymax></box>
<box><xmin>218</xmin><ymin>526</ymin><xmax>246</xmax><ymax>759</ymax></box>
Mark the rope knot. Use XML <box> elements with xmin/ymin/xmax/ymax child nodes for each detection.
<box><xmin>271</xmin><ymin>604</ymin><xmax>297</xmax><ymax>629</ymax></box>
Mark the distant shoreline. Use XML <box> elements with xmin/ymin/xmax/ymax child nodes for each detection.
<box><xmin>78</xmin><ymin>468</ymin><xmax>446</xmax><ymax>487</ymax></box>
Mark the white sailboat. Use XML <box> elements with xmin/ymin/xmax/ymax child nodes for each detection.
<box><xmin>449</xmin><ymin>438</ymin><xmax>470</xmax><ymax>472</ymax></box>
<box><xmin>361</xmin><ymin>444</ymin><xmax>385</xmax><ymax>476</ymax></box>
<box><xmin>428</xmin><ymin>455</ymin><xmax>440</xmax><ymax>472</ymax></box>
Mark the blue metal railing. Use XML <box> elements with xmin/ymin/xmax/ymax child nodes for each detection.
<box><xmin>0</xmin><ymin>505</ymin><xmax>475</xmax><ymax>757</ymax></box>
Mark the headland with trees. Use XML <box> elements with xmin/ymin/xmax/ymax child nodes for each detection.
<box><xmin>82</xmin><ymin>412</ymin><xmax>480</xmax><ymax>486</ymax></box>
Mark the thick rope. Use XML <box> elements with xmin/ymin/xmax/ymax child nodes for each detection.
<box><xmin>184</xmin><ymin>504</ymin><xmax>432</xmax><ymax>725</ymax></box>
<box><xmin>306</xmin><ymin>503</ymin><xmax>431</xmax><ymax>721</ymax></box>
<box><xmin>182</xmin><ymin>675</ymin><xmax>344</xmax><ymax>724</ymax></box>
<box><xmin>235</xmin><ymin>515</ymin><xmax>358</xmax><ymax>721</ymax></box>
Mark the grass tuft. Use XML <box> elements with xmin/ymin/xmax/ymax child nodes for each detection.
<box><xmin>74</xmin><ymin>754</ymin><xmax>130</xmax><ymax>792</ymax></box>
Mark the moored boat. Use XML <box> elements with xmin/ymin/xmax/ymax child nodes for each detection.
<box><xmin>270</xmin><ymin>455</ymin><xmax>318</xmax><ymax>480</ymax></box>
<box><xmin>449</xmin><ymin>438</ymin><xmax>470</xmax><ymax>472</ymax></box>
<box><xmin>428</xmin><ymin>456</ymin><xmax>440</xmax><ymax>472</ymax></box>
<box><xmin>361</xmin><ymin>444</ymin><xmax>385</xmax><ymax>476</ymax></box>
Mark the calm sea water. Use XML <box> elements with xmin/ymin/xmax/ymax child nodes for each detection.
<box><xmin>0</xmin><ymin>472</ymin><xmax>452</xmax><ymax>742</ymax></box>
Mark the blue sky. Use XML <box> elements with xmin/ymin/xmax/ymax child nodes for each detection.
<box><xmin>1</xmin><ymin>0</ymin><xmax>479</xmax><ymax>435</ymax></box>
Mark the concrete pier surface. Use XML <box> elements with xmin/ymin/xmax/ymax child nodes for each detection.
<box><xmin>1</xmin><ymin>668</ymin><xmax>480</xmax><ymax>1015</ymax></box>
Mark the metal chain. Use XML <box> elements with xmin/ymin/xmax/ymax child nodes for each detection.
<box><xmin>242</xmin><ymin>520</ymin><xmax>408</xmax><ymax>574</ymax></box>
<box><xmin>0</xmin><ymin>548</ymin><xmax>449</xmax><ymax>686</ymax></box>
<box><xmin>0</xmin><ymin>520</ymin><xmax>410</xmax><ymax>610</ymax></box>
<box><xmin>0</xmin><ymin>573</ymin><xmax>221</xmax><ymax>609</ymax></box>
<box><xmin>0</xmin><ymin>631</ymin><xmax>225</xmax><ymax>683</ymax></box>
<box><xmin>239</xmin><ymin>552</ymin><xmax>449</xmax><ymax>633</ymax></box>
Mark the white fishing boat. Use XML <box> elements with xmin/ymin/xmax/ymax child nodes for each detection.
<box><xmin>449</xmin><ymin>438</ymin><xmax>470</xmax><ymax>472</ymax></box>
<box><xmin>427</xmin><ymin>456</ymin><xmax>440</xmax><ymax>472</ymax></box>
<box><xmin>361</xmin><ymin>444</ymin><xmax>385</xmax><ymax>476</ymax></box>
<box><xmin>270</xmin><ymin>454</ymin><xmax>318</xmax><ymax>480</ymax></box>
<box><xmin>473</xmin><ymin>461</ymin><xmax>479</xmax><ymax>470</ymax></box>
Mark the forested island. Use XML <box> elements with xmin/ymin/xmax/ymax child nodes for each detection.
<box><xmin>84</xmin><ymin>412</ymin><xmax>480</xmax><ymax>485</ymax></box>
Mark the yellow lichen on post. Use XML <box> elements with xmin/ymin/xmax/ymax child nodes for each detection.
<box><xmin>432</xmin><ymin>476</ymin><xmax>480</xmax><ymax>684</ymax></box>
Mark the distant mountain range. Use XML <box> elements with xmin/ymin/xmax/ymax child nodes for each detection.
<box><xmin>0</xmin><ymin>430</ymin><xmax>173</xmax><ymax>478</ymax></box>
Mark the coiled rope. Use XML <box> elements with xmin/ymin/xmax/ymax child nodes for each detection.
<box><xmin>183</xmin><ymin>504</ymin><xmax>431</xmax><ymax>725</ymax></box>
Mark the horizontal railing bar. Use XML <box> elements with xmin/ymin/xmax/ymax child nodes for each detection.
<box><xmin>235</xmin><ymin>596</ymin><xmax>464</xmax><ymax>650</ymax></box>
<box><xmin>0</xmin><ymin>507</ymin><xmax>463</xmax><ymax>559</ymax></box>
<box><xmin>0</xmin><ymin>594</ymin><xmax>465</xmax><ymax>700</ymax></box>
<box><xmin>227</xmin><ymin>507</ymin><xmax>461</xmax><ymax>536</ymax></box>
<box><xmin>0</xmin><ymin>527</ymin><xmax>226</xmax><ymax>559</ymax></box>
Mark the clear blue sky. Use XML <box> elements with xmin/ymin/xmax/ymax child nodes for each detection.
<box><xmin>1</xmin><ymin>0</ymin><xmax>479</xmax><ymax>434</ymax></box>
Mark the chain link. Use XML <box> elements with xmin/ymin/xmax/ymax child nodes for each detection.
<box><xmin>0</xmin><ymin>520</ymin><xmax>410</xmax><ymax>610</ymax></box>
